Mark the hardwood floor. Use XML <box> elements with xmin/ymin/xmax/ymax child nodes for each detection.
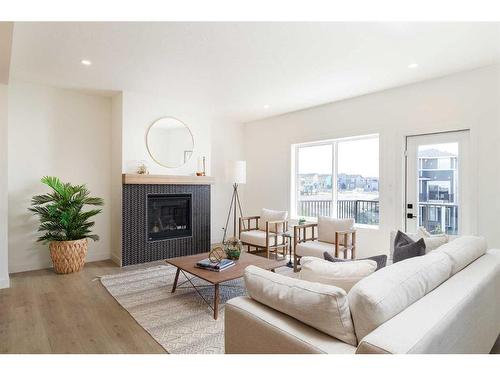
<box><xmin>0</xmin><ymin>260</ymin><xmax>166</xmax><ymax>354</ymax></box>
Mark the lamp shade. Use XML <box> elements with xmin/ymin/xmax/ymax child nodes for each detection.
<box><xmin>226</xmin><ymin>160</ymin><xmax>246</xmax><ymax>184</ymax></box>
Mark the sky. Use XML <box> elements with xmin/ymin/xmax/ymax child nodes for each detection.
<box><xmin>419</xmin><ymin>142</ymin><xmax>458</xmax><ymax>155</ymax></box>
<box><xmin>298</xmin><ymin>137</ymin><xmax>379</xmax><ymax>177</ymax></box>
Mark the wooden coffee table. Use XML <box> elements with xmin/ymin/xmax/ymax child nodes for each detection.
<box><xmin>166</xmin><ymin>252</ymin><xmax>287</xmax><ymax>319</ymax></box>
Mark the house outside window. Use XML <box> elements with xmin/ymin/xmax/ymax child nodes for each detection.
<box><xmin>417</xmin><ymin>145</ymin><xmax>458</xmax><ymax>234</ymax></box>
<box><xmin>291</xmin><ymin>134</ymin><xmax>379</xmax><ymax>226</ymax></box>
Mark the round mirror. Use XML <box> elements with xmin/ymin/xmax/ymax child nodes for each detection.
<box><xmin>146</xmin><ymin>117</ymin><xmax>194</xmax><ymax>168</ymax></box>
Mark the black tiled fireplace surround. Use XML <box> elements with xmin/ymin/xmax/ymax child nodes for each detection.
<box><xmin>122</xmin><ymin>184</ymin><xmax>210</xmax><ymax>266</ymax></box>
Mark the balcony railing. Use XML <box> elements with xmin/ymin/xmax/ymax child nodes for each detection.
<box><xmin>298</xmin><ymin>199</ymin><xmax>379</xmax><ymax>225</ymax></box>
<box><xmin>418</xmin><ymin>202</ymin><xmax>458</xmax><ymax>235</ymax></box>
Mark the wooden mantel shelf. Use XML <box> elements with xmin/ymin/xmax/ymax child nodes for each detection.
<box><xmin>122</xmin><ymin>174</ymin><xmax>216</xmax><ymax>185</ymax></box>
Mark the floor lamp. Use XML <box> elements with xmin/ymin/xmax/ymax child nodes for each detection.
<box><xmin>222</xmin><ymin>161</ymin><xmax>246</xmax><ymax>243</ymax></box>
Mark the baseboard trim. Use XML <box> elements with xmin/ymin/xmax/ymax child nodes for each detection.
<box><xmin>85</xmin><ymin>249</ymin><xmax>112</xmax><ymax>263</ymax></box>
<box><xmin>9</xmin><ymin>249</ymin><xmax>112</xmax><ymax>274</ymax></box>
<box><xmin>0</xmin><ymin>276</ymin><xmax>10</xmax><ymax>289</ymax></box>
<box><xmin>110</xmin><ymin>253</ymin><xmax>122</xmax><ymax>267</ymax></box>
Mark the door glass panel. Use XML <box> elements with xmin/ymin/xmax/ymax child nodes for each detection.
<box><xmin>417</xmin><ymin>142</ymin><xmax>458</xmax><ymax>235</ymax></box>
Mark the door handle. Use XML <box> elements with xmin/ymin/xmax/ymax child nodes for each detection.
<box><xmin>407</xmin><ymin>213</ymin><xmax>417</xmax><ymax>219</ymax></box>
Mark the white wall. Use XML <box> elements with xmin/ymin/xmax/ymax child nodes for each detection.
<box><xmin>211</xmin><ymin>117</ymin><xmax>245</xmax><ymax>241</ymax></box>
<box><xmin>0</xmin><ymin>84</ymin><xmax>9</xmax><ymax>288</ymax></box>
<box><xmin>8</xmin><ymin>82</ymin><xmax>112</xmax><ymax>273</ymax></box>
<box><xmin>243</xmin><ymin>65</ymin><xmax>500</xmax><ymax>258</ymax></box>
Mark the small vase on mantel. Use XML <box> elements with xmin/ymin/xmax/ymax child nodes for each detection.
<box><xmin>136</xmin><ymin>160</ymin><xmax>149</xmax><ymax>175</ymax></box>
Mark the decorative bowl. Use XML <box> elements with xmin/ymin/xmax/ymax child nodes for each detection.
<box><xmin>224</xmin><ymin>237</ymin><xmax>243</xmax><ymax>260</ymax></box>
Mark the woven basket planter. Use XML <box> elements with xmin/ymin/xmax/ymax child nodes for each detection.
<box><xmin>49</xmin><ymin>238</ymin><xmax>88</xmax><ymax>274</ymax></box>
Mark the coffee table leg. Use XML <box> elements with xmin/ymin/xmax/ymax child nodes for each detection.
<box><xmin>171</xmin><ymin>268</ymin><xmax>180</xmax><ymax>293</ymax></box>
<box><xmin>213</xmin><ymin>283</ymin><xmax>220</xmax><ymax>320</ymax></box>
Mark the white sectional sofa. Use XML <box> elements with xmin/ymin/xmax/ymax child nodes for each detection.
<box><xmin>224</xmin><ymin>236</ymin><xmax>500</xmax><ymax>354</ymax></box>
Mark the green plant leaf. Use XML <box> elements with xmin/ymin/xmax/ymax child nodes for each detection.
<box><xmin>30</xmin><ymin>176</ymin><xmax>104</xmax><ymax>243</ymax></box>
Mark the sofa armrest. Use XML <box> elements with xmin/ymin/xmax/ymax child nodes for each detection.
<box><xmin>225</xmin><ymin>296</ymin><xmax>356</xmax><ymax>354</ymax></box>
<box><xmin>355</xmin><ymin>250</ymin><xmax>500</xmax><ymax>354</ymax></box>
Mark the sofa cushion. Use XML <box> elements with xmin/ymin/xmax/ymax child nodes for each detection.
<box><xmin>299</xmin><ymin>257</ymin><xmax>377</xmax><ymax>292</ymax></box>
<box><xmin>295</xmin><ymin>240</ymin><xmax>334</xmax><ymax>258</ymax></box>
<box><xmin>240</xmin><ymin>230</ymin><xmax>283</xmax><ymax>248</ymax></box>
<box><xmin>317</xmin><ymin>217</ymin><xmax>354</xmax><ymax>244</ymax></box>
<box><xmin>434</xmin><ymin>236</ymin><xmax>487</xmax><ymax>275</ymax></box>
<box><xmin>244</xmin><ymin>265</ymin><xmax>357</xmax><ymax>346</ymax></box>
<box><xmin>393</xmin><ymin>231</ymin><xmax>426</xmax><ymax>263</ymax></box>
<box><xmin>347</xmin><ymin>251</ymin><xmax>453</xmax><ymax>341</ymax></box>
<box><xmin>258</xmin><ymin>208</ymin><xmax>288</xmax><ymax>233</ymax></box>
<box><xmin>323</xmin><ymin>252</ymin><xmax>387</xmax><ymax>271</ymax></box>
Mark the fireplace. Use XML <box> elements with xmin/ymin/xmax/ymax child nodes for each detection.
<box><xmin>147</xmin><ymin>194</ymin><xmax>192</xmax><ymax>241</ymax></box>
<box><xmin>121</xmin><ymin>175</ymin><xmax>212</xmax><ymax>266</ymax></box>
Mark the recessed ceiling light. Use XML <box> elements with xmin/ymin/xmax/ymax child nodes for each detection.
<box><xmin>81</xmin><ymin>59</ymin><xmax>92</xmax><ymax>66</ymax></box>
<box><xmin>263</xmin><ymin>104</ymin><xmax>270</xmax><ymax>109</ymax></box>
<box><xmin>408</xmin><ymin>63</ymin><xmax>419</xmax><ymax>69</ymax></box>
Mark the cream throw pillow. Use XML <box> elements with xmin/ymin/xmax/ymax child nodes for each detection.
<box><xmin>299</xmin><ymin>257</ymin><xmax>377</xmax><ymax>292</ymax></box>
<box><xmin>244</xmin><ymin>265</ymin><xmax>358</xmax><ymax>346</ymax></box>
<box><xmin>317</xmin><ymin>216</ymin><xmax>354</xmax><ymax>244</ymax></box>
<box><xmin>258</xmin><ymin>208</ymin><xmax>288</xmax><ymax>233</ymax></box>
<box><xmin>417</xmin><ymin>227</ymin><xmax>449</xmax><ymax>253</ymax></box>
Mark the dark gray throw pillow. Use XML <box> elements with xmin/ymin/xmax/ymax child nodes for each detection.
<box><xmin>393</xmin><ymin>230</ymin><xmax>426</xmax><ymax>263</ymax></box>
<box><xmin>323</xmin><ymin>252</ymin><xmax>387</xmax><ymax>271</ymax></box>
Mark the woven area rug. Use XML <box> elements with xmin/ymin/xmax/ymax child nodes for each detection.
<box><xmin>100</xmin><ymin>263</ymin><xmax>293</xmax><ymax>354</ymax></box>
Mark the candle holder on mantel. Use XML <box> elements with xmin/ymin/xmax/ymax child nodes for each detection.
<box><xmin>136</xmin><ymin>160</ymin><xmax>149</xmax><ymax>175</ymax></box>
<box><xmin>196</xmin><ymin>156</ymin><xmax>206</xmax><ymax>176</ymax></box>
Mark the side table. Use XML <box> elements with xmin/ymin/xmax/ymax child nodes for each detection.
<box><xmin>281</xmin><ymin>231</ymin><xmax>294</xmax><ymax>268</ymax></box>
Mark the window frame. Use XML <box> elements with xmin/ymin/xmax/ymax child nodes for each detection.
<box><xmin>290</xmin><ymin>133</ymin><xmax>379</xmax><ymax>227</ymax></box>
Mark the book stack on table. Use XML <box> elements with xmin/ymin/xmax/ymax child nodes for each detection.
<box><xmin>195</xmin><ymin>258</ymin><xmax>235</xmax><ymax>272</ymax></box>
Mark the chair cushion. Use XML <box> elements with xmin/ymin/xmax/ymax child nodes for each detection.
<box><xmin>317</xmin><ymin>217</ymin><xmax>354</xmax><ymax>244</ymax></box>
<box><xmin>244</xmin><ymin>265</ymin><xmax>358</xmax><ymax>346</ymax></box>
<box><xmin>347</xmin><ymin>251</ymin><xmax>453</xmax><ymax>341</ymax></box>
<box><xmin>299</xmin><ymin>257</ymin><xmax>377</xmax><ymax>292</ymax></box>
<box><xmin>393</xmin><ymin>230</ymin><xmax>426</xmax><ymax>263</ymax></box>
<box><xmin>295</xmin><ymin>240</ymin><xmax>334</xmax><ymax>258</ymax></box>
<box><xmin>258</xmin><ymin>208</ymin><xmax>288</xmax><ymax>233</ymax></box>
<box><xmin>323</xmin><ymin>252</ymin><xmax>387</xmax><ymax>271</ymax></box>
<box><xmin>434</xmin><ymin>236</ymin><xmax>487</xmax><ymax>275</ymax></box>
<box><xmin>240</xmin><ymin>230</ymin><xmax>283</xmax><ymax>248</ymax></box>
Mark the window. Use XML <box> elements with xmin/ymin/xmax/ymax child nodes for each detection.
<box><xmin>292</xmin><ymin>134</ymin><xmax>379</xmax><ymax>225</ymax></box>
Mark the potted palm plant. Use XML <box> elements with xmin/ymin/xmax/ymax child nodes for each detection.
<box><xmin>29</xmin><ymin>176</ymin><xmax>104</xmax><ymax>274</ymax></box>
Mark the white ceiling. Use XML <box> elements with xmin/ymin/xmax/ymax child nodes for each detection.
<box><xmin>10</xmin><ymin>22</ymin><xmax>500</xmax><ymax>123</ymax></box>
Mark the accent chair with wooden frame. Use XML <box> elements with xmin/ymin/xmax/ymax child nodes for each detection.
<box><xmin>293</xmin><ymin>217</ymin><xmax>356</xmax><ymax>272</ymax></box>
<box><xmin>239</xmin><ymin>208</ymin><xmax>289</xmax><ymax>259</ymax></box>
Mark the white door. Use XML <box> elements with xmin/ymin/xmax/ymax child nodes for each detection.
<box><xmin>405</xmin><ymin>130</ymin><xmax>473</xmax><ymax>235</ymax></box>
